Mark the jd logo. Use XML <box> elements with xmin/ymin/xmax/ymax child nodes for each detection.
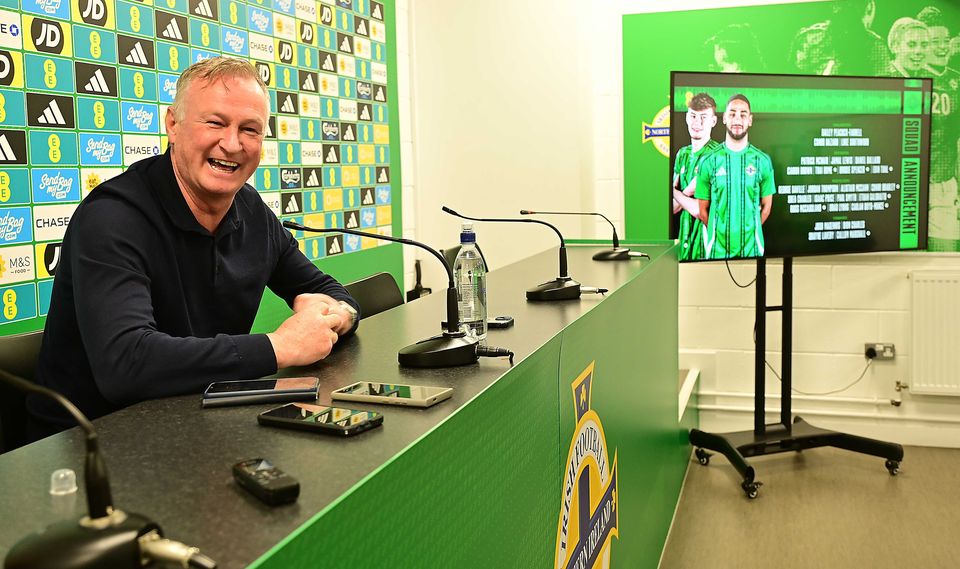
<box><xmin>0</xmin><ymin>51</ymin><xmax>14</xmax><ymax>86</ymax></box>
<box><xmin>277</xmin><ymin>40</ymin><xmax>293</xmax><ymax>64</ymax></box>
<box><xmin>31</xmin><ymin>19</ymin><xmax>64</xmax><ymax>54</ymax></box>
<box><xmin>255</xmin><ymin>61</ymin><xmax>271</xmax><ymax>85</ymax></box>
<box><xmin>299</xmin><ymin>22</ymin><xmax>313</xmax><ymax>44</ymax></box>
<box><xmin>80</xmin><ymin>0</ymin><xmax>109</xmax><ymax>27</ymax></box>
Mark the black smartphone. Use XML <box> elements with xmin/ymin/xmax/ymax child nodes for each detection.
<box><xmin>202</xmin><ymin>377</ymin><xmax>320</xmax><ymax>408</ymax></box>
<box><xmin>258</xmin><ymin>403</ymin><xmax>384</xmax><ymax>437</ymax></box>
<box><xmin>488</xmin><ymin>316</ymin><xmax>514</xmax><ymax>328</ymax></box>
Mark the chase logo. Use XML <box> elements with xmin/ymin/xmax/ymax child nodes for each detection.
<box><xmin>27</xmin><ymin>93</ymin><xmax>76</xmax><ymax>129</ymax></box>
<box><xmin>555</xmin><ymin>363</ymin><xmax>620</xmax><ymax>569</ymax></box>
<box><xmin>220</xmin><ymin>27</ymin><xmax>246</xmax><ymax>55</ymax></box>
<box><xmin>122</xmin><ymin>134</ymin><xmax>160</xmax><ymax>166</ymax></box>
<box><xmin>0</xmin><ymin>131</ymin><xmax>27</xmax><ymax>165</ymax></box>
<box><xmin>247</xmin><ymin>31</ymin><xmax>272</xmax><ymax>61</ymax></box>
<box><xmin>33</xmin><ymin>203</ymin><xmax>76</xmax><ymax>241</ymax></box>
<box><xmin>74</xmin><ymin>0</ymin><xmax>112</xmax><ymax>28</ymax></box>
<box><xmin>22</xmin><ymin>0</ymin><xmax>71</xmax><ymax>21</ymax></box>
<box><xmin>31</xmin><ymin>168</ymin><xmax>80</xmax><ymax>202</ymax></box>
<box><xmin>24</xmin><ymin>17</ymin><xmax>72</xmax><ymax>56</ymax></box>
<box><xmin>79</xmin><ymin>133</ymin><xmax>121</xmax><ymax>165</ymax></box>
<box><xmin>247</xmin><ymin>6</ymin><xmax>270</xmax><ymax>34</ymax></box>
<box><xmin>74</xmin><ymin>61</ymin><xmax>117</xmax><ymax>95</ymax></box>
<box><xmin>0</xmin><ymin>10</ymin><xmax>22</xmax><ymax>50</ymax></box>
<box><xmin>121</xmin><ymin>101</ymin><xmax>159</xmax><ymax>133</ymax></box>
<box><xmin>0</xmin><ymin>207</ymin><xmax>33</xmax><ymax>244</ymax></box>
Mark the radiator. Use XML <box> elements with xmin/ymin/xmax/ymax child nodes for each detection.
<box><xmin>911</xmin><ymin>270</ymin><xmax>960</xmax><ymax>395</ymax></box>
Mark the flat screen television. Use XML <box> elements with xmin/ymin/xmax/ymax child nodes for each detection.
<box><xmin>669</xmin><ymin>71</ymin><xmax>932</xmax><ymax>262</ymax></box>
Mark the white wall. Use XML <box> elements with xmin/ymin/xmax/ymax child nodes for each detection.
<box><xmin>399</xmin><ymin>0</ymin><xmax>960</xmax><ymax>447</ymax></box>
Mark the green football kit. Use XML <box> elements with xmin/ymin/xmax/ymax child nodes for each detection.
<box><xmin>673</xmin><ymin>139</ymin><xmax>721</xmax><ymax>261</ymax></box>
<box><xmin>695</xmin><ymin>144</ymin><xmax>776</xmax><ymax>259</ymax></box>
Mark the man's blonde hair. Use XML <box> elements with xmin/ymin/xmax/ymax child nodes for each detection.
<box><xmin>170</xmin><ymin>57</ymin><xmax>268</xmax><ymax>121</ymax></box>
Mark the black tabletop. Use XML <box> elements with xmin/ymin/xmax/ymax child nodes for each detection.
<box><xmin>0</xmin><ymin>243</ymin><xmax>671</xmax><ymax>568</ymax></box>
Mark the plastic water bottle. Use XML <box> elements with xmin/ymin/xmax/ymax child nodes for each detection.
<box><xmin>454</xmin><ymin>223</ymin><xmax>487</xmax><ymax>341</ymax></box>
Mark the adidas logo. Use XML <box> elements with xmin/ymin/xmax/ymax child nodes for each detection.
<box><xmin>362</xmin><ymin>189</ymin><xmax>373</xmax><ymax>204</ymax></box>
<box><xmin>342</xmin><ymin>125</ymin><xmax>355</xmax><ymax>141</ymax></box>
<box><xmin>325</xmin><ymin>146</ymin><xmax>338</xmax><ymax>162</ymax></box>
<box><xmin>321</xmin><ymin>54</ymin><xmax>334</xmax><ymax>71</ymax></box>
<box><xmin>346</xmin><ymin>212</ymin><xmax>358</xmax><ymax>228</ymax></box>
<box><xmin>339</xmin><ymin>36</ymin><xmax>351</xmax><ymax>52</ymax></box>
<box><xmin>162</xmin><ymin>19</ymin><xmax>183</xmax><ymax>40</ymax></box>
<box><xmin>125</xmin><ymin>42</ymin><xmax>149</xmax><ymax>65</ymax></box>
<box><xmin>356</xmin><ymin>20</ymin><xmax>367</xmax><ymax>35</ymax></box>
<box><xmin>280</xmin><ymin>96</ymin><xmax>296</xmax><ymax>113</ymax></box>
<box><xmin>375</xmin><ymin>86</ymin><xmax>385</xmax><ymax>101</ymax></box>
<box><xmin>328</xmin><ymin>238</ymin><xmax>341</xmax><ymax>254</ymax></box>
<box><xmin>0</xmin><ymin>135</ymin><xmax>17</xmax><ymax>161</ymax></box>
<box><xmin>716</xmin><ymin>166</ymin><xmax>726</xmax><ymax>177</ymax></box>
<box><xmin>284</xmin><ymin>195</ymin><xmax>300</xmax><ymax>213</ymax></box>
<box><xmin>359</xmin><ymin>106</ymin><xmax>370</xmax><ymax>120</ymax></box>
<box><xmin>194</xmin><ymin>0</ymin><xmax>213</xmax><ymax>17</ymax></box>
<box><xmin>302</xmin><ymin>74</ymin><xmax>315</xmax><ymax>91</ymax></box>
<box><xmin>84</xmin><ymin>69</ymin><xmax>110</xmax><ymax>93</ymax></box>
<box><xmin>372</xmin><ymin>4</ymin><xmax>382</xmax><ymax>19</ymax></box>
<box><xmin>306</xmin><ymin>170</ymin><xmax>319</xmax><ymax>186</ymax></box>
<box><xmin>37</xmin><ymin>99</ymin><xmax>67</xmax><ymax>125</ymax></box>
<box><xmin>378</xmin><ymin>168</ymin><xmax>388</xmax><ymax>183</ymax></box>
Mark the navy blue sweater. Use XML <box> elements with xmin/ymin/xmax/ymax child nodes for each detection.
<box><xmin>29</xmin><ymin>151</ymin><xmax>357</xmax><ymax>434</ymax></box>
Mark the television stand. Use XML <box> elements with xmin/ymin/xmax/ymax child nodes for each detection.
<box><xmin>688</xmin><ymin>257</ymin><xmax>904</xmax><ymax>499</ymax></box>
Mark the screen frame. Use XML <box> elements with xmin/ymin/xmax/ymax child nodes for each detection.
<box><xmin>669</xmin><ymin>70</ymin><xmax>933</xmax><ymax>263</ymax></box>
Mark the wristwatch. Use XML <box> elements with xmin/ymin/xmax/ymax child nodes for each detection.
<box><xmin>338</xmin><ymin>300</ymin><xmax>358</xmax><ymax>329</ymax></box>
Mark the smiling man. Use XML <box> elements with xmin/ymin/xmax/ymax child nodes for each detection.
<box><xmin>28</xmin><ymin>58</ymin><xmax>359</xmax><ymax>438</ymax></box>
<box><xmin>695</xmin><ymin>94</ymin><xmax>775</xmax><ymax>260</ymax></box>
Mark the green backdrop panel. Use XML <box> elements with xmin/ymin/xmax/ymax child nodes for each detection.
<box><xmin>623</xmin><ymin>0</ymin><xmax>960</xmax><ymax>252</ymax></box>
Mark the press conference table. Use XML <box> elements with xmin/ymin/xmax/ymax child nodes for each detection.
<box><xmin>0</xmin><ymin>244</ymin><xmax>684</xmax><ymax>569</ymax></box>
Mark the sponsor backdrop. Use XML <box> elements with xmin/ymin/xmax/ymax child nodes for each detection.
<box><xmin>0</xmin><ymin>0</ymin><xmax>402</xmax><ymax>334</ymax></box>
<box><xmin>624</xmin><ymin>0</ymin><xmax>959</xmax><ymax>251</ymax></box>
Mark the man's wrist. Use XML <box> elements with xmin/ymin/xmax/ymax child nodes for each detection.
<box><xmin>338</xmin><ymin>300</ymin><xmax>358</xmax><ymax>330</ymax></box>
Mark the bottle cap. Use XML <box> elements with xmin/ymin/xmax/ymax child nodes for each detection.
<box><xmin>50</xmin><ymin>468</ymin><xmax>78</xmax><ymax>495</ymax></box>
<box><xmin>460</xmin><ymin>222</ymin><xmax>476</xmax><ymax>244</ymax></box>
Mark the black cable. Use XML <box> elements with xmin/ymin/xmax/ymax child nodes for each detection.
<box><xmin>724</xmin><ymin>258</ymin><xmax>756</xmax><ymax>288</ymax></box>
<box><xmin>477</xmin><ymin>346</ymin><xmax>514</xmax><ymax>365</ymax></box>
<box><xmin>766</xmin><ymin>357</ymin><xmax>873</xmax><ymax>396</ymax></box>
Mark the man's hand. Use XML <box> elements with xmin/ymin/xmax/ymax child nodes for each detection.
<box><xmin>267</xmin><ymin>305</ymin><xmax>343</xmax><ymax>368</ymax></box>
<box><xmin>292</xmin><ymin>293</ymin><xmax>355</xmax><ymax>335</ymax></box>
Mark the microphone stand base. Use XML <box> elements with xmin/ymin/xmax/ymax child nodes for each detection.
<box><xmin>398</xmin><ymin>331</ymin><xmax>480</xmax><ymax>368</ymax></box>
<box><xmin>526</xmin><ymin>278</ymin><xmax>581</xmax><ymax>301</ymax></box>
<box><xmin>5</xmin><ymin>511</ymin><xmax>159</xmax><ymax>569</ymax></box>
<box><xmin>592</xmin><ymin>248</ymin><xmax>634</xmax><ymax>261</ymax></box>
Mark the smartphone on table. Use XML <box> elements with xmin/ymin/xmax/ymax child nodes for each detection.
<box><xmin>258</xmin><ymin>402</ymin><xmax>384</xmax><ymax>437</ymax></box>
<box><xmin>331</xmin><ymin>381</ymin><xmax>453</xmax><ymax>408</ymax></box>
<box><xmin>201</xmin><ymin>377</ymin><xmax>319</xmax><ymax>408</ymax></box>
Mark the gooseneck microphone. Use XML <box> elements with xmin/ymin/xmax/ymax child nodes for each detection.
<box><xmin>520</xmin><ymin>210</ymin><xmax>649</xmax><ymax>261</ymax></box>
<box><xmin>442</xmin><ymin>206</ymin><xmax>606</xmax><ymax>301</ymax></box>
<box><xmin>1</xmin><ymin>370</ymin><xmax>216</xmax><ymax>569</ymax></box>
<box><xmin>282</xmin><ymin>221</ymin><xmax>480</xmax><ymax>367</ymax></box>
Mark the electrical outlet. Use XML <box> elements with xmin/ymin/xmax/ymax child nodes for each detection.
<box><xmin>865</xmin><ymin>343</ymin><xmax>896</xmax><ymax>360</ymax></box>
